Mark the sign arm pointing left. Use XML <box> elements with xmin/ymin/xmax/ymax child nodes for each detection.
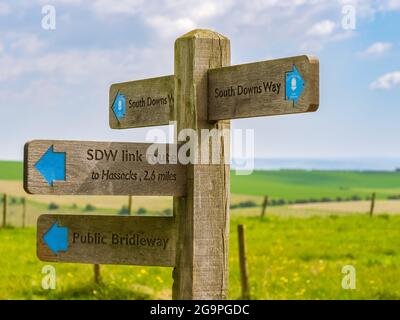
<box><xmin>33</xmin><ymin>145</ymin><xmax>66</xmax><ymax>186</ymax></box>
<box><xmin>43</xmin><ymin>222</ymin><xmax>69</xmax><ymax>255</ymax></box>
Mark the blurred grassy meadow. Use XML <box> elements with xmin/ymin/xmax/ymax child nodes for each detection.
<box><xmin>0</xmin><ymin>161</ymin><xmax>400</xmax><ymax>299</ymax></box>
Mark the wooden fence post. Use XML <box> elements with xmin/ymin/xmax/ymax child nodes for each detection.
<box><xmin>2</xmin><ymin>194</ymin><xmax>6</xmax><ymax>228</ymax></box>
<box><xmin>172</xmin><ymin>29</ymin><xmax>231</xmax><ymax>300</ymax></box>
<box><xmin>261</xmin><ymin>195</ymin><xmax>268</xmax><ymax>217</ymax></box>
<box><xmin>369</xmin><ymin>192</ymin><xmax>376</xmax><ymax>217</ymax></box>
<box><xmin>128</xmin><ymin>195</ymin><xmax>132</xmax><ymax>215</ymax></box>
<box><xmin>94</xmin><ymin>264</ymin><xmax>101</xmax><ymax>283</ymax></box>
<box><xmin>238</xmin><ymin>224</ymin><xmax>250</xmax><ymax>299</ymax></box>
<box><xmin>22</xmin><ymin>197</ymin><xmax>26</xmax><ymax>228</ymax></box>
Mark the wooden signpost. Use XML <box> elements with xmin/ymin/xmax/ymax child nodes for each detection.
<box><xmin>37</xmin><ymin>214</ymin><xmax>175</xmax><ymax>266</ymax></box>
<box><xmin>109</xmin><ymin>55</ymin><xmax>319</xmax><ymax>129</ymax></box>
<box><xmin>24</xmin><ymin>141</ymin><xmax>186</xmax><ymax>196</ymax></box>
<box><xmin>109</xmin><ymin>75</ymin><xmax>174</xmax><ymax>129</ymax></box>
<box><xmin>208</xmin><ymin>55</ymin><xmax>319</xmax><ymax>120</ymax></box>
<box><xmin>25</xmin><ymin>29</ymin><xmax>319</xmax><ymax>300</ymax></box>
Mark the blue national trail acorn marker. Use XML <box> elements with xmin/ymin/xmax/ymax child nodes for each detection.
<box><xmin>34</xmin><ymin>145</ymin><xmax>66</xmax><ymax>186</ymax></box>
<box><xmin>113</xmin><ymin>92</ymin><xmax>126</xmax><ymax>121</ymax></box>
<box><xmin>285</xmin><ymin>65</ymin><xmax>305</xmax><ymax>106</ymax></box>
<box><xmin>43</xmin><ymin>222</ymin><xmax>69</xmax><ymax>255</ymax></box>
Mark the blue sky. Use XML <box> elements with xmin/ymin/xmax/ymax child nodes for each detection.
<box><xmin>0</xmin><ymin>0</ymin><xmax>399</xmax><ymax>161</ymax></box>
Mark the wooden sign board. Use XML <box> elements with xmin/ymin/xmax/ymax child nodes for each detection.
<box><xmin>208</xmin><ymin>55</ymin><xmax>319</xmax><ymax>120</ymax></box>
<box><xmin>24</xmin><ymin>140</ymin><xmax>186</xmax><ymax>196</ymax></box>
<box><xmin>109</xmin><ymin>56</ymin><xmax>319</xmax><ymax>128</ymax></box>
<box><xmin>37</xmin><ymin>214</ymin><xmax>175</xmax><ymax>266</ymax></box>
<box><xmin>109</xmin><ymin>75</ymin><xmax>174</xmax><ymax>129</ymax></box>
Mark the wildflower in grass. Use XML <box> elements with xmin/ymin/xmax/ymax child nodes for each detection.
<box><xmin>280</xmin><ymin>276</ymin><xmax>288</xmax><ymax>284</ymax></box>
<box><xmin>140</xmin><ymin>269</ymin><xmax>148</xmax><ymax>275</ymax></box>
<box><xmin>295</xmin><ymin>288</ymin><xmax>306</xmax><ymax>296</ymax></box>
<box><xmin>67</xmin><ymin>272</ymin><xmax>73</xmax><ymax>278</ymax></box>
<box><xmin>93</xmin><ymin>290</ymin><xmax>97</xmax><ymax>295</ymax></box>
<box><xmin>156</xmin><ymin>276</ymin><xmax>163</xmax><ymax>284</ymax></box>
<box><xmin>122</xmin><ymin>278</ymin><xmax>127</xmax><ymax>283</ymax></box>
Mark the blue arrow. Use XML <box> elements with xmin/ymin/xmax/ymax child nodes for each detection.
<box><xmin>43</xmin><ymin>222</ymin><xmax>69</xmax><ymax>255</ymax></box>
<box><xmin>34</xmin><ymin>146</ymin><xmax>66</xmax><ymax>186</ymax></box>
<box><xmin>285</xmin><ymin>65</ymin><xmax>305</xmax><ymax>105</ymax></box>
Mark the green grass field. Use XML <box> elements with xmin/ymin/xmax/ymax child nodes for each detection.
<box><xmin>0</xmin><ymin>213</ymin><xmax>399</xmax><ymax>300</ymax></box>
<box><xmin>1</xmin><ymin>161</ymin><xmax>400</xmax><ymax>200</ymax></box>
<box><xmin>231</xmin><ymin>170</ymin><xmax>400</xmax><ymax>200</ymax></box>
<box><xmin>0</xmin><ymin>161</ymin><xmax>23</xmax><ymax>180</ymax></box>
<box><xmin>0</xmin><ymin>161</ymin><xmax>399</xmax><ymax>300</ymax></box>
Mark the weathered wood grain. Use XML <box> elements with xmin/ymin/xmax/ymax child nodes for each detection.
<box><xmin>24</xmin><ymin>140</ymin><xmax>186</xmax><ymax>196</ymax></box>
<box><xmin>37</xmin><ymin>214</ymin><xmax>175</xmax><ymax>266</ymax></box>
<box><xmin>172</xmin><ymin>29</ymin><xmax>231</xmax><ymax>300</ymax></box>
<box><xmin>208</xmin><ymin>55</ymin><xmax>319</xmax><ymax>120</ymax></box>
<box><xmin>109</xmin><ymin>75</ymin><xmax>174</xmax><ymax>129</ymax></box>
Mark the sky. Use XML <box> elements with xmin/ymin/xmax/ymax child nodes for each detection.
<box><xmin>0</xmin><ymin>0</ymin><xmax>399</xmax><ymax>161</ymax></box>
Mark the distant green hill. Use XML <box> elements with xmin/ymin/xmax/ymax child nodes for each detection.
<box><xmin>231</xmin><ymin>169</ymin><xmax>400</xmax><ymax>200</ymax></box>
<box><xmin>0</xmin><ymin>161</ymin><xmax>23</xmax><ymax>180</ymax></box>
<box><xmin>1</xmin><ymin>161</ymin><xmax>399</xmax><ymax>201</ymax></box>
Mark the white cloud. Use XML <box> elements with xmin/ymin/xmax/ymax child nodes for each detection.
<box><xmin>191</xmin><ymin>2</ymin><xmax>219</xmax><ymax>19</ymax></box>
<box><xmin>92</xmin><ymin>0</ymin><xmax>143</xmax><ymax>16</ymax></box>
<box><xmin>145</xmin><ymin>16</ymin><xmax>197</xmax><ymax>38</ymax></box>
<box><xmin>0</xmin><ymin>45</ymin><xmax>171</xmax><ymax>83</ymax></box>
<box><xmin>362</xmin><ymin>42</ymin><xmax>392</xmax><ymax>56</ymax></box>
<box><xmin>0</xmin><ymin>2</ymin><xmax>11</xmax><ymax>15</ymax></box>
<box><xmin>339</xmin><ymin>0</ymin><xmax>400</xmax><ymax>18</ymax></box>
<box><xmin>379</xmin><ymin>0</ymin><xmax>400</xmax><ymax>11</ymax></box>
<box><xmin>307</xmin><ymin>20</ymin><xmax>336</xmax><ymax>37</ymax></box>
<box><xmin>19</xmin><ymin>0</ymin><xmax>397</xmax><ymax>51</ymax></box>
<box><xmin>9</xmin><ymin>34</ymin><xmax>45</xmax><ymax>54</ymax></box>
<box><xmin>37</xmin><ymin>0</ymin><xmax>82</xmax><ymax>4</ymax></box>
<box><xmin>370</xmin><ymin>71</ymin><xmax>400</xmax><ymax>90</ymax></box>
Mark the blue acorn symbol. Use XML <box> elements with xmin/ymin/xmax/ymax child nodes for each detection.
<box><xmin>113</xmin><ymin>93</ymin><xmax>126</xmax><ymax>120</ymax></box>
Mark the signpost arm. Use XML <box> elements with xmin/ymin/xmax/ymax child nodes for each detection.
<box><xmin>172</xmin><ymin>29</ymin><xmax>231</xmax><ymax>300</ymax></box>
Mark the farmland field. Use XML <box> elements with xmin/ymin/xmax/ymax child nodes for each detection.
<box><xmin>1</xmin><ymin>161</ymin><xmax>400</xmax><ymax>203</ymax></box>
<box><xmin>0</xmin><ymin>213</ymin><xmax>399</xmax><ymax>300</ymax></box>
<box><xmin>0</xmin><ymin>161</ymin><xmax>23</xmax><ymax>180</ymax></box>
<box><xmin>0</xmin><ymin>161</ymin><xmax>400</xmax><ymax>300</ymax></box>
<box><xmin>231</xmin><ymin>170</ymin><xmax>400</xmax><ymax>200</ymax></box>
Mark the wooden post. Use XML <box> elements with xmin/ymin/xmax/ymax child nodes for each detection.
<box><xmin>369</xmin><ymin>192</ymin><xmax>376</xmax><ymax>217</ymax></box>
<box><xmin>261</xmin><ymin>195</ymin><xmax>268</xmax><ymax>217</ymax></box>
<box><xmin>172</xmin><ymin>29</ymin><xmax>231</xmax><ymax>300</ymax></box>
<box><xmin>2</xmin><ymin>194</ymin><xmax>6</xmax><ymax>228</ymax></box>
<box><xmin>128</xmin><ymin>195</ymin><xmax>132</xmax><ymax>215</ymax></box>
<box><xmin>238</xmin><ymin>224</ymin><xmax>250</xmax><ymax>299</ymax></box>
<box><xmin>22</xmin><ymin>197</ymin><xmax>26</xmax><ymax>228</ymax></box>
<box><xmin>94</xmin><ymin>264</ymin><xmax>101</xmax><ymax>283</ymax></box>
